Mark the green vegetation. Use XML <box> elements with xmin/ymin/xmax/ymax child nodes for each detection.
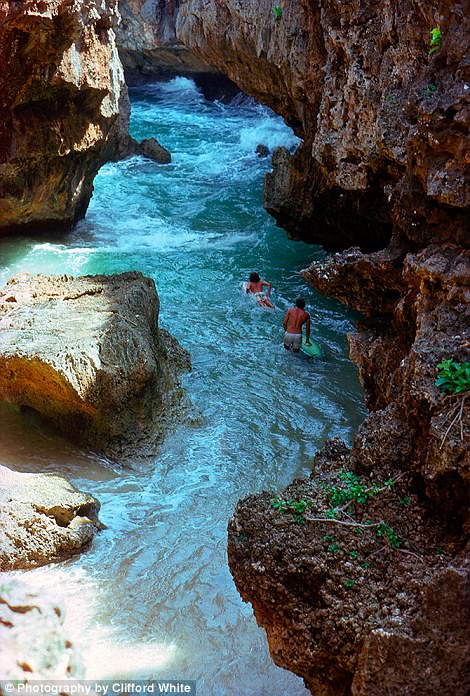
<box><xmin>435</xmin><ymin>360</ymin><xmax>470</xmax><ymax>394</ymax></box>
<box><xmin>424</xmin><ymin>83</ymin><xmax>437</xmax><ymax>98</ymax></box>
<box><xmin>429</xmin><ymin>27</ymin><xmax>442</xmax><ymax>54</ymax></box>
<box><xmin>273</xmin><ymin>5</ymin><xmax>283</xmax><ymax>24</ymax></box>
<box><xmin>273</xmin><ymin>470</ymin><xmax>406</xmax><ymax>561</ymax></box>
<box><xmin>322</xmin><ymin>470</ymin><xmax>395</xmax><ymax>508</ymax></box>
<box><xmin>343</xmin><ymin>579</ymin><xmax>355</xmax><ymax>588</ymax></box>
<box><xmin>272</xmin><ymin>496</ymin><xmax>307</xmax><ymax>523</ymax></box>
<box><xmin>376</xmin><ymin>522</ymin><xmax>401</xmax><ymax>548</ymax></box>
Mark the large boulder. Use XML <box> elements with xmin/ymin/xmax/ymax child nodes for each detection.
<box><xmin>0</xmin><ymin>581</ymin><xmax>83</xmax><ymax>680</ymax></box>
<box><xmin>0</xmin><ymin>0</ymin><xmax>125</xmax><ymax>234</ymax></box>
<box><xmin>0</xmin><ymin>466</ymin><xmax>103</xmax><ymax>571</ymax></box>
<box><xmin>0</xmin><ymin>272</ymin><xmax>190</xmax><ymax>452</ymax></box>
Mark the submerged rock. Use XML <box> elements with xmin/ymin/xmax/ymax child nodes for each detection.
<box><xmin>0</xmin><ymin>466</ymin><xmax>103</xmax><ymax>571</ymax></box>
<box><xmin>0</xmin><ymin>272</ymin><xmax>190</xmax><ymax>453</ymax></box>
<box><xmin>0</xmin><ymin>0</ymin><xmax>126</xmax><ymax>234</ymax></box>
<box><xmin>0</xmin><ymin>581</ymin><xmax>83</xmax><ymax>680</ymax></box>
<box><xmin>255</xmin><ymin>144</ymin><xmax>270</xmax><ymax>158</ymax></box>
<box><xmin>119</xmin><ymin>136</ymin><xmax>171</xmax><ymax>164</ymax></box>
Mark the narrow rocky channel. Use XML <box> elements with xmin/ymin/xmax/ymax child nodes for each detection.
<box><xmin>0</xmin><ymin>80</ymin><xmax>365</xmax><ymax>694</ymax></box>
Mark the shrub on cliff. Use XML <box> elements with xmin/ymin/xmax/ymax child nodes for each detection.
<box><xmin>435</xmin><ymin>359</ymin><xmax>470</xmax><ymax>395</ymax></box>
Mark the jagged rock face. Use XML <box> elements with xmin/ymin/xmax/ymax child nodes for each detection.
<box><xmin>0</xmin><ymin>272</ymin><xmax>190</xmax><ymax>452</ymax></box>
<box><xmin>228</xmin><ymin>440</ymin><xmax>470</xmax><ymax>695</ymax></box>
<box><xmin>176</xmin><ymin>0</ymin><xmax>469</xmax><ymax>250</ymax></box>
<box><xmin>0</xmin><ymin>581</ymin><xmax>83</xmax><ymax>680</ymax></box>
<box><xmin>117</xmin><ymin>0</ymin><xmax>216</xmax><ymax>82</ymax></box>
<box><xmin>303</xmin><ymin>245</ymin><xmax>470</xmax><ymax>529</ymax></box>
<box><xmin>0</xmin><ymin>0</ymin><xmax>125</xmax><ymax>234</ymax></box>
<box><xmin>0</xmin><ymin>465</ymin><xmax>103</xmax><ymax>570</ymax></box>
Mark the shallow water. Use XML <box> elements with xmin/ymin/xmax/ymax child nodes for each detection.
<box><xmin>0</xmin><ymin>79</ymin><xmax>366</xmax><ymax>695</ymax></box>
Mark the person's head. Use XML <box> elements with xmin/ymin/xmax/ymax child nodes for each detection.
<box><xmin>295</xmin><ymin>297</ymin><xmax>306</xmax><ymax>309</ymax></box>
<box><xmin>249</xmin><ymin>272</ymin><xmax>260</xmax><ymax>283</ymax></box>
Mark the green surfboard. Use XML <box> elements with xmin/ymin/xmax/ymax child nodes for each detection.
<box><xmin>301</xmin><ymin>338</ymin><xmax>322</xmax><ymax>358</ymax></box>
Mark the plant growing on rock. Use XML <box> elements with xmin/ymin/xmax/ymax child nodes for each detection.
<box><xmin>272</xmin><ymin>497</ymin><xmax>308</xmax><ymax>523</ymax></box>
<box><xmin>376</xmin><ymin>522</ymin><xmax>401</xmax><ymax>549</ymax></box>
<box><xmin>273</xmin><ymin>5</ymin><xmax>283</xmax><ymax>24</ymax></box>
<box><xmin>435</xmin><ymin>359</ymin><xmax>470</xmax><ymax>394</ymax></box>
<box><xmin>322</xmin><ymin>470</ymin><xmax>396</xmax><ymax>509</ymax></box>
<box><xmin>424</xmin><ymin>83</ymin><xmax>438</xmax><ymax>98</ymax></box>
<box><xmin>429</xmin><ymin>27</ymin><xmax>442</xmax><ymax>54</ymax></box>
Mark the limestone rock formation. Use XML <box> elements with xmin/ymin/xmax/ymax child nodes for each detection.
<box><xmin>0</xmin><ymin>272</ymin><xmax>190</xmax><ymax>452</ymax></box>
<box><xmin>0</xmin><ymin>466</ymin><xmax>103</xmax><ymax>570</ymax></box>
<box><xmin>175</xmin><ymin>0</ymin><xmax>469</xmax><ymax>250</ymax></box>
<box><xmin>117</xmin><ymin>0</ymin><xmax>217</xmax><ymax>83</ymax></box>
<box><xmin>0</xmin><ymin>0</ymin><xmax>125</xmax><ymax>234</ymax></box>
<box><xmin>0</xmin><ymin>581</ymin><xmax>83</xmax><ymax>680</ymax></box>
<box><xmin>228</xmin><ymin>440</ymin><xmax>470</xmax><ymax>696</ymax></box>
<box><xmin>117</xmin><ymin>135</ymin><xmax>171</xmax><ymax>164</ymax></box>
<box><xmin>303</xmin><ymin>244</ymin><xmax>470</xmax><ymax>528</ymax></box>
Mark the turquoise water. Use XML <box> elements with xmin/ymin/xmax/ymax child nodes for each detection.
<box><xmin>0</xmin><ymin>79</ymin><xmax>365</xmax><ymax>695</ymax></box>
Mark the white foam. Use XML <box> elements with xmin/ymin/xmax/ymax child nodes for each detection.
<box><xmin>239</xmin><ymin>118</ymin><xmax>300</xmax><ymax>153</ymax></box>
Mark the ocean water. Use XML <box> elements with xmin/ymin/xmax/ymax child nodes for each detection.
<box><xmin>0</xmin><ymin>78</ymin><xmax>366</xmax><ymax>695</ymax></box>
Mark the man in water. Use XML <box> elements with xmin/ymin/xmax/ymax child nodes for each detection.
<box><xmin>245</xmin><ymin>272</ymin><xmax>274</xmax><ymax>309</ymax></box>
<box><xmin>283</xmin><ymin>298</ymin><xmax>311</xmax><ymax>352</ymax></box>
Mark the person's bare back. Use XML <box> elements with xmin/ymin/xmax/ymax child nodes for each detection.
<box><xmin>283</xmin><ymin>298</ymin><xmax>311</xmax><ymax>352</ymax></box>
<box><xmin>284</xmin><ymin>307</ymin><xmax>309</xmax><ymax>334</ymax></box>
<box><xmin>246</xmin><ymin>281</ymin><xmax>265</xmax><ymax>294</ymax></box>
<box><xmin>246</xmin><ymin>272</ymin><xmax>274</xmax><ymax>309</ymax></box>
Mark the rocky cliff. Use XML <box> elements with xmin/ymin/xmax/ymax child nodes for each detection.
<box><xmin>0</xmin><ymin>0</ymin><xmax>125</xmax><ymax>234</ymax></box>
<box><xmin>0</xmin><ymin>272</ymin><xmax>190</xmax><ymax>454</ymax></box>
<box><xmin>228</xmin><ymin>440</ymin><xmax>470</xmax><ymax>696</ymax></box>
<box><xmin>175</xmin><ymin>0</ymin><xmax>469</xmax><ymax>251</ymax></box>
<box><xmin>117</xmin><ymin>0</ymin><xmax>215</xmax><ymax>83</ymax></box>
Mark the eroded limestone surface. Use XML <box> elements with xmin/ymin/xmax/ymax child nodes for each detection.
<box><xmin>228</xmin><ymin>441</ymin><xmax>470</xmax><ymax>696</ymax></box>
<box><xmin>0</xmin><ymin>465</ymin><xmax>103</xmax><ymax>570</ymax></box>
<box><xmin>0</xmin><ymin>272</ymin><xmax>190</xmax><ymax>452</ymax></box>
<box><xmin>0</xmin><ymin>0</ymin><xmax>125</xmax><ymax>233</ymax></box>
<box><xmin>0</xmin><ymin>581</ymin><xmax>83</xmax><ymax>679</ymax></box>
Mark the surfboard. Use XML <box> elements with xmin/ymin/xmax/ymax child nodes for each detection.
<box><xmin>301</xmin><ymin>337</ymin><xmax>322</xmax><ymax>358</ymax></box>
